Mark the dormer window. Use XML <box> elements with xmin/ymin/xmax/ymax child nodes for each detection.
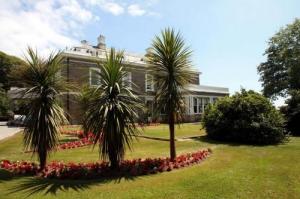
<box><xmin>146</xmin><ymin>74</ymin><xmax>154</xmax><ymax>91</ymax></box>
<box><xmin>89</xmin><ymin>67</ymin><xmax>101</xmax><ymax>86</ymax></box>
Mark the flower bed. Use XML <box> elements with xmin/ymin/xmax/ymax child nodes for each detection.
<box><xmin>58</xmin><ymin>137</ymin><xmax>93</xmax><ymax>150</ymax></box>
<box><xmin>61</xmin><ymin>129</ymin><xmax>85</xmax><ymax>137</ymax></box>
<box><xmin>25</xmin><ymin>132</ymin><xmax>95</xmax><ymax>153</ymax></box>
<box><xmin>58</xmin><ymin>132</ymin><xmax>95</xmax><ymax>150</ymax></box>
<box><xmin>1</xmin><ymin>149</ymin><xmax>211</xmax><ymax>179</ymax></box>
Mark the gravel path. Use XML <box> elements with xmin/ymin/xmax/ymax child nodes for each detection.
<box><xmin>0</xmin><ymin>122</ymin><xmax>22</xmax><ymax>140</ymax></box>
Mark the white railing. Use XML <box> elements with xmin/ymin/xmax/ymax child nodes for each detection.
<box><xmin>63</xmin><ymin>49</ymin><xmax>146</xmax><ymax>65</ymax></box>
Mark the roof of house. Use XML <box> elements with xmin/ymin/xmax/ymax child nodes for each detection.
<box><xmin>62</xmin><ymin>37</ymin><xmax>201</xmax><ymax>73</ymax></box>
<box><xmin>187</xmin><ymin>84</ymin><xmax>229</xmax><ymax>94</ymax></box>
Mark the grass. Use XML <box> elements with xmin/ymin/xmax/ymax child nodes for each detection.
<box><xmin>0</xmin><ymin>124</ymin><xmax>299</xmax><ymax>199</ymax></box>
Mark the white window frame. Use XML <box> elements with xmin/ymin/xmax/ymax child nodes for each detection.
<box><xmin>193</xmin><ymin>97</ymin><xmax>201</xmax><ymax>114</ymax></box>
<box><xmin>145</xmin><ymin>74</ymin><xmax>154</xmax><ymax>92</ymax></box>
<box><xmin>122</xmin><ymin>72</ymin><xmax>132</xmax><ymax>89</ymax></box>
<box><xmin>89</xmin><ymin>67</ymin><xmax>101</xmax><ymax>86</ymax></box>
<box><xmin>192</xmin><ymin>97</ymin><xmax>210</xmax><ymax>114</ymax></box>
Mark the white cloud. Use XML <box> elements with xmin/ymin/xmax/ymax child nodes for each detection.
<box><xmin>85</xmin><ymin>0</ymin><xmax>159</xmax><ymax>17</ymax></box>
<box><xmin>0</xmin><ymin>0</ymin><xmax>97</xmax><ymax>57</ymax></box>
<box><xmin>85</xmin><ymin>0</ymin><xmax>124</xmax><ymax>16</ymax></box>
<box><xmin>101</xmin><ymin>2</ymin><xmax>124</xmax><ymax>15</ymax></box>
<box><xmin>0</xmin><ymin>0</ymin><xmax>161</xmax><ymax>57</ymax></box>
<box><xmin>128</xmin><ymin>4</ymin><xmax>146</xmax><ymax>16</ymax></box>
<box><xmin>58</xmin><ymin>0</ymin><xmax>93</xmax><ymax>23</ymax></box>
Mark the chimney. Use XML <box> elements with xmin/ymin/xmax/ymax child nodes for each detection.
<box><xmin>81</xmin><ymin>40</ymin><xmax>88</xmax><ymax>46</ymax></box>
<box><xmin>97</xmin><ymin>35</ymin><xmax>106</xmax><ymax>49</ymax></box>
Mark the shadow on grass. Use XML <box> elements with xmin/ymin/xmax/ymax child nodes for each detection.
<box><xmin>58</xmin><ymin>138</ymin><xmax>79</xmax><ymax>143</ymax></box>
<box><xmin>191</xmin><ymin>135</ymin><xmax>242</xmax><ymax>146</ymax></box>
<box><xmin>0</xmin><ymin>169</ymin><xmax>24</xmax><ymax>182</ymax></box>
<box><xmin>6</xmin><ymin>175</ymin><xmax>137</xmax><ymax>198</ymax></box>
<box><xmin>192</xmin><ymin>135</ymin><xmax>284</xmax><ymax>147</ymax></box>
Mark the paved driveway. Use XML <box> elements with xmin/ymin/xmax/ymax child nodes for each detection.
<box><xmin>0</xmin><ymin>122</ymin><xmax>22</xmax><ymax>140</ymax></box>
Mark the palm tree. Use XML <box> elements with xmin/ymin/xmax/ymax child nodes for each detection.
<box><xmin>15</xmin><ymin>47</ymin><xmax>68</xmax><ymax>170</ymax></box>
<box><xmin>146</xmin><ymin>28</ymin><xmax>193</xmax><ymax>161</ymax></box>
<box><xmin>83</xmin><ymin>48</ymin><xmax>142</xmax><ymax>169</ymax></box>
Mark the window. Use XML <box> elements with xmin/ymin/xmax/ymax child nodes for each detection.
<box><xmin>212</xmin><ymin>97</ymin><xmax>218</xmax><ymax>103</ymax></box>
<box><xmin>193</xmin><ymin>97</ymin><xmax>210</xmax><ymax>114</ymax></box>
<box><xmin>89</xmin><ymin>68</ymin><xmax>101</xmax><ymax>86</ymax></box>
<box><xmin>146</xmin><ymin>74</ymin><xmax>154</xmax><ymax>91</ymax></box>
<box><xmin>122</xmin><ymin>72</ymin><xmax>132</xmax><ymax>89</ymax></box>
<box><xmin>193</xmin><ymin>97</ymin><xmax>198</xmax><ymax>114</ymax></box>
<box><xmin>193</xmin><ymin>97</ymin><xmax>203</xmax><ymax>114</ymax></box>
<box><xmin>202</xmin><ymin>98</ymin><xmax>210</xmax><ymax>111</ymax></box>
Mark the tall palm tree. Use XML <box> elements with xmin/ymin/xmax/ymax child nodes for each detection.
<box><xmin>83</xmin><ymin>48</ymin><xmax>142</xmax><ymax>169</ymax></box>
<box><xmin>146</xmin><ymin>28</ymin><xmax>193</xmax><ymax>161</ymax></box>
<box><xmin>15</xmin><ymin>47</ymin><xmax>68</xmax><ymax>170</ymax></box>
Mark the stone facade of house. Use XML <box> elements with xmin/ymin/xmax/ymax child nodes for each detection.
<box><xmin>58</xmin><ymin>35</ymin><xmax>229</xmax><ymax>124</ymax></box>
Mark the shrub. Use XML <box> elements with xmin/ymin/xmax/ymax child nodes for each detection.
<box><xmin>202</xmin><ymin>89</ymin><xmax>286</xmax><ymax>145</ymax></box>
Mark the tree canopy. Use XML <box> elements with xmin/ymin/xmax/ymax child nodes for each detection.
<box><xmin>0</xmin><ymin>51</ymin><xmax>25</xmax><ymax>91</ymax></box>
<box><xmin>258</xmin><ymin>18</ymin><xmax>300</xmax><ymax>99</ymax></box>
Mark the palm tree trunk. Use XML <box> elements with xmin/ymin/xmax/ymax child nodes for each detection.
<box><xmin>38</xmin><ymin>150</ymin><xmax>47</xmax><ymax>171</ymax></box>
<box><xmin>109</xmin><ymin>150</ymin><xmax>119</xmax><ymax>170</ymax></box>
<box><xmin>169</xmin><ymin>112</ymin><xmax>176</xmax><ymax>161</ymax></box>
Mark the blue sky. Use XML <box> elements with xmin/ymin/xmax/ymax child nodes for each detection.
<box><xmin>1</xmin><ymin>0</ymin><xmax>300</xmax><ymax>105</ymax></box>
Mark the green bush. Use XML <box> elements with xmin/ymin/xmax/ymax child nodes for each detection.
<box><xmin>202</xmin><ymin>89</ymin><xmax>286</xmax><ymax>145</ymax></box>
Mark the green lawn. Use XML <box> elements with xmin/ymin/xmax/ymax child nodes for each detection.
<box><xmin>0</xmin><ymin>124</ymin><xmax>299</xmax><ymax>199</ymax></box>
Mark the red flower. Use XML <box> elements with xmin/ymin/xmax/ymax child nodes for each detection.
<box><xmin>1</xmin><ymin>149</ymin><xmax>211</xmax><ymax>179</ymax></box>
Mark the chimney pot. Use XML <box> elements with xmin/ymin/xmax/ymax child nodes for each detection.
<box><xmin>97</xmin><ymin>35</ymin><xmax>106</xmax><ymax>49</ymax></box>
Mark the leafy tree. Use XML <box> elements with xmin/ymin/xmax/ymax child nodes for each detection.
<box><xmin>0</xmin><ymin>88</ymin><xmax>10</xmax><ymax>117</ymax></box>
<box><xmin>258</xmin><ymin>19</ymin><xmax>300</xmax><ymax>135</ymax></box>
<box><xmin>14</xmin><ymin>48</ymin><xmax>68</xmax><ymax>170</ymax></box>
<box><xmin>202</xmin><ymin>89</ymin><xmax>286</xmax><ymax>145</ymax></box>
<box><xmin>284</xmin><ymin>90</ymin><xmax>300</xmax><ymax>135</ymax></box>
<box><xmin>146</xmin><ymin>28</ymin><xmax>193</xmax><ymax>161</ymax></box>
<box><xmin>0</xmin><ymin>51</ymin><xmax>25</xmax><ymax>91</ymax></box>
<box><xmin>83</xmin><ymin>48</ymin><xmax>142</xmax><ymax>169</ymax></box>
<box><xmin>258</xmin><ymin>18</ymin><xmax>300</xmax><ymax>99</ymax></box>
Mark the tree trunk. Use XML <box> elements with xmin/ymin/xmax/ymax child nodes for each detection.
<box><xmin>169</xmin><ymin>112</ymin><xmax>176</xmax><ymax>161</ymax></box>
<box><xmin>38</xmin><ymin>150</ymin><xmax>47</xmax><ymax>171</ymax></box>
<box><xmin>109</xmin><ymin>150</ymin><xmax>119</xmax><ymax>170</ymax></box>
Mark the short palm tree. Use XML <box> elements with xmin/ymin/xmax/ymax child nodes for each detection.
<box><xmin>16</xmin><ymin>47</ymin><xmax>68</xmax><ymax>170</ymax></box>
<box><xmin>146</xmin><ymin>28</ymin><xmax>193</xmax><ymax>161</ymax></box>
<box><xmin>83</xmin><ymin>48</ymin><xmax>142</xmax><ymax>169</ymax></box>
